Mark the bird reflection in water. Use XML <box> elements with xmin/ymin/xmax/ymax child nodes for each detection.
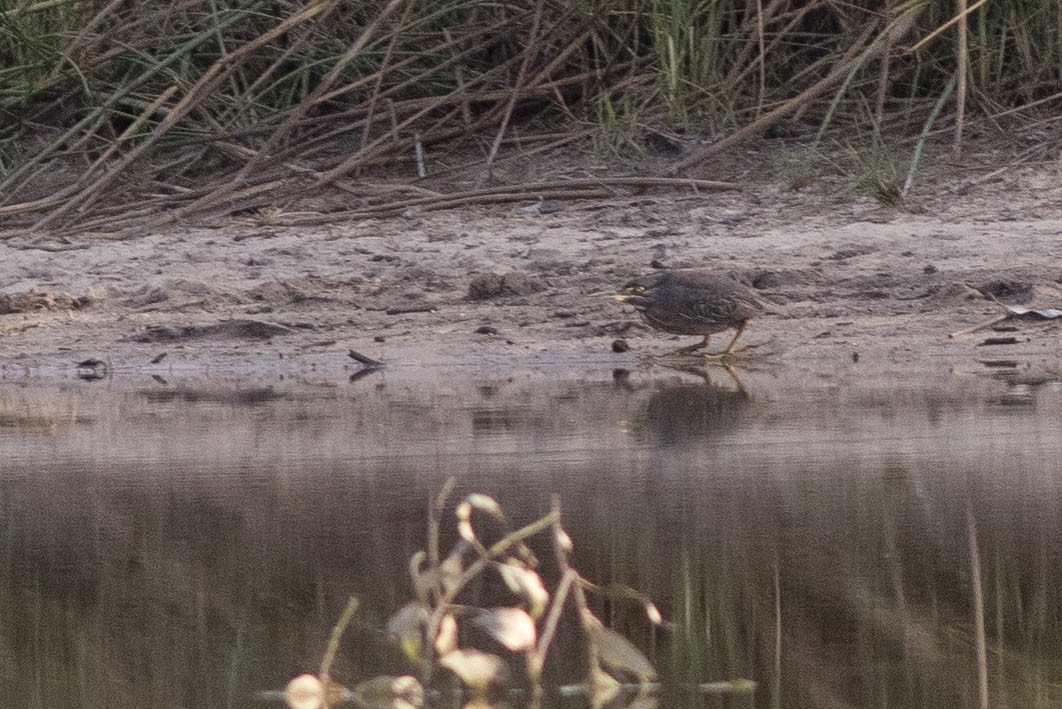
<box><xmin>634</xmin><ymin>361</ymin><xmax>751</xmax><ymax>446</ymax></box>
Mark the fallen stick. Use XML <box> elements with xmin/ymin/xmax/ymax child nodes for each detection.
<box><xmin>948</xmin><ymin>315</ymin><xmax>1009</xmax><ymax>339</ymax></box>
<box><xmin>949</xmin><ymin>305</ymin><xmax>1062</xmax><ymax>338</ymax></box>
<box><xmin>348</xmin><ymin>349</ymin><xmax>385</xmax><ymax>368</ymax></box>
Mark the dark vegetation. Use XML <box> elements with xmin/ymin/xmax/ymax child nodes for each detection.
<box><xmin>1</xmin><ymin>0</ymin><xmax>1060</xmax><ymax>234</ymax></box>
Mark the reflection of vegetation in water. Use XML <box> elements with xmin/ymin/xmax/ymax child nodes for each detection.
<box><xmin>650</xmin><ymin>471</ymin><xmax>1062</xmax><ymax>708</ymax></box>
<box><xmin>279</xmin><ymin>483</ymin><xmax>756</xmax><ymax>708</ymax></box>
<box><xmin>9</xmin><ymin>376</ymin><xmax>1062</xmax><ymax>708</ymax></box>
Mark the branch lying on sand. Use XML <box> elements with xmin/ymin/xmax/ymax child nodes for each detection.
<box><xmin>248</xmin><ymin>176</ymin><xmax>743</xmax><ymax>226</ymax></box>
<box><xmin>348</xmin><ymin>349</ymin><xmax>385</xmax><ymax>368</ymax></box>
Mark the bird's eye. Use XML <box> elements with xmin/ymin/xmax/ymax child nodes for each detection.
<box><xmin>629</xmin><ymin>285</ymin><xmax>646</xmax><ymax>294</ymax></box>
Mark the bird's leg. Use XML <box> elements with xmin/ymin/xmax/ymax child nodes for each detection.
<box><xmin>721</xmin><ymin>321</ymin><xmax>748</xmax><ymax>354</ymax></box>
<box><xmin>665</xmin><ymin>335</ymin><xmax>709</xmax><ymax>357</ymax></box>
<box><xmin>700</xmin><ymin>322</ymin><xmax>754</xmax><ymax>361</ymax></box>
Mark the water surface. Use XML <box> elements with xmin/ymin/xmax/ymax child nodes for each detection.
<box><xmin>2</xmin><ymin>363</ymin><xmax>1061</xmax><ymax>707</ymax></box>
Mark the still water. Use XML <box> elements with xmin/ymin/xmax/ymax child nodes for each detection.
<box><xmin>2</xmin><ymin>362</ymin><xmax>1062</xmax><ymax>708</ymax></box>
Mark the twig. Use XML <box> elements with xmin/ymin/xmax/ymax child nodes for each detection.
<box><xmin>948</xmin><ymin>314</ymin><xmax>1008</xmax><ymax>338</ymax></box>
<box><xmin>319</xmin><ymin>595</ymin><xmax>360</xmax><ymax>683</ymax></box>
<box><xmin>347</xmin><ymin>349</ymin><xmax>385</xmax><ymax>367</ymax></box>
<box><xmin>245</xmin><ymin>176</ymin><xmax>741</xmax><ymax>227</ymax></box>
<box><xmin>547</xmin><ymin>496</ymin><xmax>603</xmax><ymax>694</ymax></box>
<box><xmin>428</xmin><ymin>479</ymin><xmax>458</xmax><ymax>581</ymax></box>
<box><xmin>413</xmin><ymin>132</ymin><xmax>426</xmax><ymax>178</ymax></box>
<box><xmin>358</xmin><ymin>176</ymin><xmax>741</xmax><ymax>213</ymax></box>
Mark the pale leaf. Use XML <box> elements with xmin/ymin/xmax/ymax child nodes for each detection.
<box><xmin>555</xmin><ymin>527</ymin><xmax>573</xmax><ymax>551</ymax></box>
<box><xmin>699</xmin><ymin>679</ymin><xmax>758</xmax><ymax>694</ymax></box>
<box><xmin>439</xmin><ymin>649</ymin><xmax>509</xmax><ymax>690</ymax></box>
<box><xmin>353</xmin><ymin>675</ymin><xmax>425</xmax><ymax>709</ymax></box>
<box><xmin>465</xmin><ymin>493</ymin><xmax>503</xmax><ymax>517</ymax></box>
<box><xmin>434</xmin><ymin>613</ymin><xmax>458</xmax><ymax>655</ymax></box>
<box><xmin>386</xmin><ymin>602</ymin><xmax>429</xmax><ymax>664</ymax></box>
<box><xmin>439</xmin><ymin>540</ymin><xmax>468</xmax><ymax>594</ymax></box>
<box><xmin>475</xmin><ymin>607</ymin><xmax>537</xmax><ymax>652</ymax></box>
<box><xmin>284</xmin><ymin>674</ymin><xmax>324</xmax><ymax>709</ymax></box>
<box><xmin>584</xmin><ymin>614</ymin><xmax>658</xmax><ymax>681</ymax></box>
<box><xmin>408</xmin><ymin>551</ymin><xmax>433</xmax><ymax>601</ymax></box>
<box><xmin>456</xmin><ymin>501</ymin><xmax>475</xmax><ymax>542</ymax></box>
<box><xmin>626</xmin><ymin>695</ymin><xmax>660</xmax><ymax>709</ymax></box>
<box><xmin>588</xmin><ymin>667</ymin><xmax>621</xmax><ymax>707</ymax></box>
<box><xmin>497</xmin><ymin>562</ymin><xmax>549</xmax><ymax>618</ymax></box>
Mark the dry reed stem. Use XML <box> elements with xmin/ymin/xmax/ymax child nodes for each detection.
<box><xmin>20</xmin><ymin>173</ymin><xmax>737</xmax><ymax>233</ymax></box>
<box><xmin>312</xmin><ymin>14</ymin><xmax>521</xmax><ymax>108</ymax></box>
<box><xmin>261</xmin><ymin>189</ymin><xmax>611</xmax><ymax>226</ymax></box>
<box><xmin>755</xmin><ymin>0</ymin><xmax>766</xmax><ymax>118</ymax></box>
<box><xmin>483</xmin><ymin>0</ymin><xmax>546</xmax><ymax>179</ymax></box>
<box><xmin>966</xmin><ymin>503</ymin><xmax>990</xmax><ymax>709</ymax></box>
<box><xmin>314</xmin><ymin>55</ymin><xmax>534</xmax><ymax>186</ymax></box>
<box><xmin>5</xmin><ymin>0</ymin><xmax>1044</xmax><ymax>235</ymax></box>
<box><xmin>0</xmin><ymin>0</ymin><xmax>77</xmax><ymax>18</ymax></box>
<box><xmin>875</xmin><ymin>0</ymin><xmax>895</xmax><ymax>125</ymax></box>
<box><xmin>954</xmin><ymin>0</ymin><xmax>968</xmax><ymax>155</ymax></box>
<box><xmin>772</xmin><ymin>556</ymin><xmax>782</xmax><ymax>709</ymax></box>
<box><xmin>723</xmin><ymin>4</ymin><xmax>817</xmax><ymax>93</ymax></box>
<box><xmin>35</xmin><ymin>0</ymin><xmax>125</xmax><ymax>90</ymax></box>
<box><xmin>905</xmin><ymin>0</ymin><xmax>992</xmax><ymax>54</ymax></box>
<box><xmin>547</xmin><ymin>496</ymin><xmax>602</xmax><ymax>691</ymax></box>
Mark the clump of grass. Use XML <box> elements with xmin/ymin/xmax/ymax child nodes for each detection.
<box><xmin>590</xmin><ymin>91</ymin><xmax>645</xmax><ymax>158</ymax></box>
<box><xmin>844</xmin><ymin>139</ymin><xmax>903</xmax><ymax>206</ymax></box>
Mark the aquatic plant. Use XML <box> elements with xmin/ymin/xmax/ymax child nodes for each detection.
<box><xmin>274</xmin><ymin>482</ymin><xmax>695</xmax><ymax>708</ymax></box>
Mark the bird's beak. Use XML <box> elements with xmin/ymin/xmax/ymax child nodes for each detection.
<box><xmin>611</xmin><ymin>294</ymin><xmax>630</xmax><ymax>302</ymax></box>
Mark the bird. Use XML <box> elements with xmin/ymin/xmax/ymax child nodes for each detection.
<box><xmin>612</xmin><ymin>269</ymin><xmax>766</xmax><ymax>356</ymax></box>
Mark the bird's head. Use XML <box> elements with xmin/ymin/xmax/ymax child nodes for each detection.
<box><xmin>611</xmin><ymin>274</ymin><xmax>661</xmax><ymax>308</ymax></box>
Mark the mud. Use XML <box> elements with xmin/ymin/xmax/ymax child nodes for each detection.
<box><xmin>2</xmin><ymin>157</ymin><xmax>1062</xmax><ymax>383</ymax></box>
